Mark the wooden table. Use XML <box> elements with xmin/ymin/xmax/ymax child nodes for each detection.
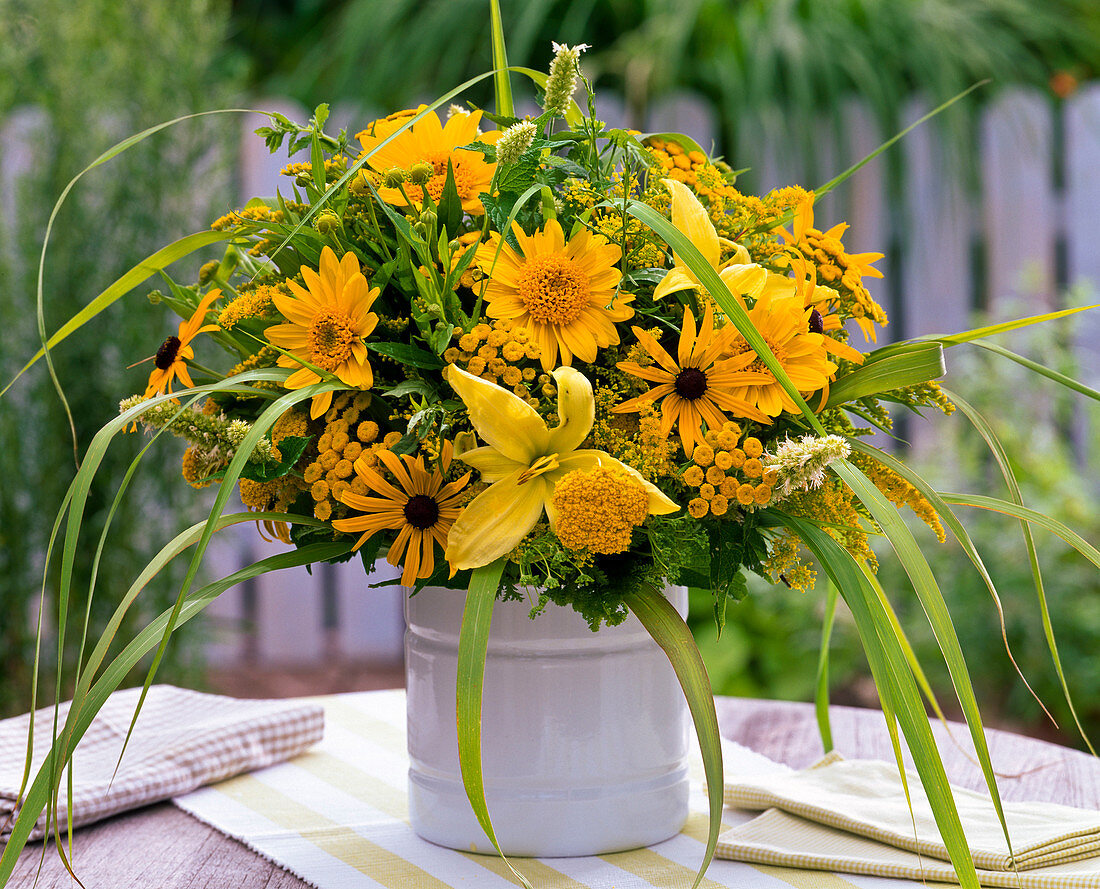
<box><xmin>10</xmin><ymin>696</ymin><xmax>1100</xmax><ymax>887</ymax></box>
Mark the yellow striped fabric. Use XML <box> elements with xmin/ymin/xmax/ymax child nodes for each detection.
<box><xmin>173</xmin><ymin>690</ymin><xmax>885</xmax><ymax>889</ymax></box>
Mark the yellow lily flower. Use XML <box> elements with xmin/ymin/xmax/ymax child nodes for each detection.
<box><xmin>654</xmin><ymin>177</ymin><xmax>759</xmax><ymax>301</ymax></box>
<box><xmin>444</xmin><ymin>364</ymin><xmax>678</xmax><ymax>572</ymax></box>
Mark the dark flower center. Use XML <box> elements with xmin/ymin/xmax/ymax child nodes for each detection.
<box><xmin>674</xmin><ymin>367</ymin><xmax>707</xmax><ymax>400</ymax></box>
<box><xmin>404</xmin><ymin>494</ymin><xmax>440</xmax><ymax>530</ymax></box>
<box><xmin>808</xmin><ymin>309</ymin><xmax>824</xmax><ymax>334</ymax></box>
<box><xmin>154</xmin><ymin>335</ymin><xmax>181</xmax><ymax>370</ymax></box>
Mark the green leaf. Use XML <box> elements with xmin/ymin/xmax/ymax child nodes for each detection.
<box><xmin>830</xmin><ymin>457</ymin><xmax>1016</xmax><ymax>870</ymax></box>
<box><xmin>240</xmin><ymin>435</ymin><xmax>313</xmax><ymax>483</ymax></box>
<box><xmin>938</xmin><ymin>492</ymin><xmax>1100</xmax><ymax>570</ymax></box>
<box><xmin>868</xmin><ymin>304</ymin><xmax>1098</xmax><ymax>359</ymax></box>
<box><xmin>380</xmin><ymin>379</ymin><xmax>439</xmax><ymax>400</ymax></box>
<box><xmin>310</xmin><ymin>131</ymin><xmax>326</xmax><ymax>193</ymax></box>
<box><xmin>622</xmin><ymin>584</ymin><xmax>722</xmax><ymax>889</ymax></box>
<box><xmin>939</xmin><ymin>390</ymin><xmax>1095</xmax><ymax>752</ymax></box>
<box><xmin>455</xmin><ymin>559</ymin><xmax>532</xmax><ymax>887</ymax></box>
<box><xmin>636</xmin><ymin>131</ymin><xmax>710</xmax><ymax>158</ymax></box>
<box><xmin>813</xmin><ymin>81</ymin><xmax>988</xmax><ymax>199</ymax></box>
<box><xmin>511</xmin><ymin>67</ymin><xmax>585</xmax><ymax>125</ymax></box>
<box><xmin>626</xmin><ymin>200</ymin><xmax>822</xmax><ymax>433</ymax></box>
<box><xmin>969</xmin><ymin>341</ymin><xmax>1100</xmax><ymax>403</ymax></box>
<box><xmin>825</xmin><ymin>342</ymin><xmax>945</xmax><ymax>409</ymax></box>
<box><xmin>366</xmin><ymin>342</ymin><xmax>446</xmax><ymax>369</ymax></box>
<box><xmin>494</xmin><ymin>156</ymin><xmax>540</xmax><ymax>194</ymax></box>
<box><xmin>815</xmin><ymin>582</ymin><xmax>838</xmax><ymax>752</ymax></box>
<box><xmin>847</xmin><ymin>438</ymin><xmax>1063</xmax><ymax>736</ymax></box>
<box><xmin>0</xmin><ymin>539</ymin><xmax>350</xmax><ymax>885</ymax></box>
<box><xmin>437</xmin><ymin>160</ymin><xmax>464</xmax><ymax>235</ymax></box>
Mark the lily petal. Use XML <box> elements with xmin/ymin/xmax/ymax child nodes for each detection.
<box><xmin>445</xmin><ymin>470</ymin><xmax>549</xmax><ymax>571</ymax></box>
<box><xmin>546</xmin><ymin>366</ymin><xmax>595</xmax><ymax>454</ymax></box>
<box><xmin>664</xmin><ymin>178</ymin><xmax>719</xmax><ymax>270</ymax></box>
<box><xmin>457</xmin><ymin>446</ymin><xmax>525</xmax><ymax>482</ymax></box>
<box><xmin>446</xmin><ymin>364</ymin><xmax>550</xmax><ymax>464</ymax></box>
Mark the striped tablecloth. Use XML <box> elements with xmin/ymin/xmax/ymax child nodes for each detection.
<box><xmin>173</xmin><ymin>689</ymin><xmax>928</xmax><ymax>889</ymax></box>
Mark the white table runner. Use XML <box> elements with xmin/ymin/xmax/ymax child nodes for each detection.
<box><xmin>172</xmin><ymin>689</ymin><xmax>924</xmax><ymax>888</ymax></box>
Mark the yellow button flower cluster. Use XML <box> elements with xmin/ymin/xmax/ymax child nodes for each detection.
<box><xmin>645</xmin><ymin>138</ymin><xmax>708</xmax><ymax>188</ymax></box>
<box><xmin>443</xmin><ymin>320</ymin><xmax>546</xmax><ymax>407</ymax></box>
<box><xmin>299</xmin><ymin>391</ymin><xmax>392</xmax><ymax>521</ymax></box>
<box><xmin>682</xmin><ymin>423</ymin><xmax>777</xmax><ymax>518</ymax></box>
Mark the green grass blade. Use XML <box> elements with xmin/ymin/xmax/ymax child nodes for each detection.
<box><xmin>0</xmin><ymin>541</ymin><xmax>348</xmax><ymax>883</ymax></box>
<box><xmin>489</xmin><ymin>0</ymin><xmax>514</xmax><ymax>117</ymax></box>
<box><xmin>813</xmin><ymin>81</ymin><xmax>987</xmax><ymax>199</ymax></box>
<box><xmin>626</xmin><ymin>201</ymin><xmax>824</xmax><ymax>434</ymax></box>
<box><xmin>970</xmin><ymin>341</ymin><xmax>1100</xmax><ymax>403</ymax></box>
<box><xmin>940</xmin><ymin>493</ymin><xmax>1100</xmax><ymax>569</ymax></box>
<box><xmin>814</xmin><ymin>581</ymin><xmax>838</xmax><ymax>752</ymax></box>
<box><xmin>24</xmin><ymin>109</ymin><xmax>258</xmax><ymax>461</ymax></box>
<box><xmin>825</xmin><ymin>342</ymin><xmax>945</xmax><ymax>409</ymax></box>
<box><xmin>1</xmin><ymin>231</ymin><xmax>235</xmax><ymax>399</ymax></box>
<box><xmin>848</xmin><ymin>438</ymin><xmax>1061</xmax><ymax>733</ymax></box>
<box><xmin>623</xmin><ymin>584</ymin><xmax>722</xmax><ymax>889</ymax></box>
<box><xmin>782</xmin><ymin>515</ymin><xmax>980</xmax><ymax>888</ymax></box>
<box><xmin>831</xmin><ymin>458</ymin><xmax>1015</xmax><ymax>864</ymax></box>
<box><xmin>117</xmin><ymin>381</ymin><xmax>340</xmax><ymax>773</ymax></box>
<box><xmin>943</xmin><ymin>389</ymin><xmax>1094</xmax><ymax>753</ymax></box>
<box><xmin>263</xmin><ymin>70</ymin><xmax>500</xmax><ymax>270</ymax></box>
<box><xmin>868</xmin><ymin>305</ymin><xmax>1098</xmax><ymax>360</ymax></box>
<box><xmin>512</xmin><ymin>67</ymin><xmax>583</xmax><ymax>123</ymax></box>
<box><xmin>454</xmin><ymin>559</ymin><xmax>532</xmax><ymax>887</ymax></box>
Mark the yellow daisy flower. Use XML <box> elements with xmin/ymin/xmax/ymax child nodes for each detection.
<box><xmin>143</xmin><ymin>288</ymin><xmax>222</xmax><ymax>398</ymax></box>
<box><xmin>333</xmin><ymin>440</ymin><xmax>471</xmax><ymax>588</ymax></box>
<box><xmin>614</xmin><ymin>304</ymin><xmax>773</xmax><ymax>457</ymax></box>
<box><xmin>266</xmin><ymin>246</ymin><xmax>380</xmax><ymax>420</ymax></box>
<box><xmin>719</xmin><ymin>291</ymin><xmax>838</xmax><ymax>417</ymax></box>
<box><xmin>357</xmin><ymin>106</ymin><xmax>498</xmax><ymax>215</ymax></box>
<box><xmin>476</xmin><ymin>219</ymin><xmax>633</xmax><ymax>371</ymax></box>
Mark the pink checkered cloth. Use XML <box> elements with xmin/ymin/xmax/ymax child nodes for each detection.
<box><xmin>0</xmin><ymin>685</ymin><xmax>323</xmax><ymax>841</ymax></box>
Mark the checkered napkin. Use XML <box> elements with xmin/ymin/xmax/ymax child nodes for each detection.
<box><xmin>0</xmin><ymin>685</ymin><xmax>323</xmax><ymax>842</ymax></box>
<box><xmin>717</xmin><ymin>751</ymin><xmax>1100</xmax><ymax>888</ymax></box>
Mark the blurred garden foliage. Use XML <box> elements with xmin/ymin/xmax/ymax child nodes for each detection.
<box><xmin>0</xmin><ymin>0</ymin><xmax>242</xmax><ymax>716</ymax></box>
<box><xmin>229</xmin><ymin>0</ymin><xmax>1100</xmax><ymax>187</ymax></box>
<box><xmin>691</xmin><ymin>303</ymin><xmax>1100</xmax><ymax>748</ymax></box>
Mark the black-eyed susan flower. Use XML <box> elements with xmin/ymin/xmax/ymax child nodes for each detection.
<box><xmin>143</xmin><ymin>288</ymin><xmax>222</xmax><ymax>398</ymax></box>
<box><xmin>357</xmin><ymin>106</ymin><xmax>498</xmax><ymax>215</ymax></box>
<box><xmin>332</xmin><ymin>440</ymin><xmax>471</xmax><ymax>588</ymax></box>
<box><xmin>475</xmin><ymin>219</ymin><xmax>633</xmax><ymax>371</ymax></box>
<box><xmin>444</xmin><ymin>365</ymin><xmax>677</xmax><ymax>572</ymax></box>
<box><xmin>780</xmin><ymin>195</ymin><xmax>886</xmax><ymax>341</ymax></box>
<box><xmin>266</xmin><ymin>246</ymin><xmax>380</xmax><ymax>420</ymax></box>
<box><xmin>613</xmin><ymin>304</ymin><xmax>772</xmax><ymax>458</ymax></box>
<box><xmin>718</xmin><ymin>292</ymin><xmax>838</xmax><ymax>418</ymax></box>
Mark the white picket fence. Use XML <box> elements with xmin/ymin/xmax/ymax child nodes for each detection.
<box><xmin>9</xmin><ymin>86</ymin><xmax>1100</xmax><ymax>669</ymax></box>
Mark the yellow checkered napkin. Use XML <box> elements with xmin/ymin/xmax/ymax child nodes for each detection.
<box><xmin>718</xmin><ymin>751</ymin><xmax>1100</xmax><ymax>888</ymax></box>
<box><xmin>0</xmin><ymin>686</ymin><xmax>323</xmax><ymax>841</ymax></box>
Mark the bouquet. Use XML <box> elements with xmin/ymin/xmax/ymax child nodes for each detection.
<box><xmin>3</xmin><ymin>18</ymin><xmax>1097</xmax><ymax>889</ymax></box>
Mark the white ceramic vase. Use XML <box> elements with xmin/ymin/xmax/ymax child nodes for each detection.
<box><xmin>404</xmin><ymin>585</ymin><xmax>691</xmax><ymax>857</ymax></box>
